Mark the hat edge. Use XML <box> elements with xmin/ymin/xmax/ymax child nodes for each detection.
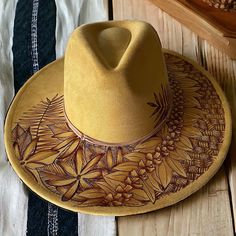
<box><xmin>3</xmin><ymin>51</ymin><xmax>232</xmax><ymax>216</ymax></box>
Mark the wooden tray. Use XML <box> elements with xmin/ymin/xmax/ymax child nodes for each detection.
<box><xmin>149</xmin><ymin>0</ymin><xmax>236</xmax><ymax>59</ymax></box>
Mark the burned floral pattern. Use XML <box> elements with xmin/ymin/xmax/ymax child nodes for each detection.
<box><xmin>147</xmin><ymin>84</ymin><xmax>171</xmax><ymax>128</ymax></box>
<box><xmin>11</xmin><ymin>53</ymin><xmax>225</xmax><ymax>207</ymax></box>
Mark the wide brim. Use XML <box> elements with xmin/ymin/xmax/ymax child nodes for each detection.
<box><xmin>4</xmin><ymin>49</ymin><xmax>232</xmax><ymax>216</ymax></box>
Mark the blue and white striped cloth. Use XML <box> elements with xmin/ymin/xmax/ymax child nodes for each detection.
<box><xmin>0</xmin><ymin>1</ymin><xmax>115</xmax><ymax>235</ymax></box>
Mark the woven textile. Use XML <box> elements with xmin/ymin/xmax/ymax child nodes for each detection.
<box><xmin>0</xmin><ymin>0</ymin><xmax>115</xmax><ymax>235</ymax></box>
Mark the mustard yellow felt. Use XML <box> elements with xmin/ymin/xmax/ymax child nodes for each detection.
<box><xmin>4</xmin><ymin>21</ymin><xmax>232</xmax><ymax>216</ymax></box>
<box><xmin>64</xmin><ymin>21</ymin><xmax>170</xmax><ymax>143</ymax></box>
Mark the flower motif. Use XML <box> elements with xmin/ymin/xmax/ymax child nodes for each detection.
<box><xmin>49</xmin><ymin>123</ymin><xmax>81</xmax><ymax>158</ymax></box>
<box><xmin>10</xmin><ymin>54</ymin><xmax>225</xmax><ymax>208</ymax></box>
<box><xmin>14</xmin><ymin>139</ymin><xmax>58</xmax><ymax>168</ymax></box>
<box><xmin>47</xmin><ymin>148</ymin><xmax>102</xmax><ymax>201</ymax></box>
<box><xmin>129</xmin><ymin>170</ymin><xmax>143</xmax><ymax>188</ymax></box>
<box><xmin>96</xmin><ymin>180</ymin><xmax>149</xmax><ymax>206</ymax></box>
<box><xmin>147</xmin><ymin>85</ymin><xmax>171</xmax><ymax>128</ymax></box>
<box><xmin>12</xmin><ymin>124</ymin><xmax>58</xmax><ymax>181</ymax></box>
<box><xmin>104</xmin><ymin>185</ymin><xmax>133</xmax><ymax>206</ymax></box>
<box><xmin>125</xmin><ymin>176</ymin><xmax>143</xmax><ymax>189</ymax></box>
<box><xmin>97</xmin><ymin>147</ymin><xmax>124</xmax><ymax>172</ymax></box>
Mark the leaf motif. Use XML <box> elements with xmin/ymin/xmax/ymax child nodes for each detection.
<box><xmin>24</xmin><ymin>167</ymin><xmax>38</xmax><ymax>182</ymax></box>
<box><xmin>184</xmin><ymin>108</ymin><xmax>202</xmax><ymax>119</ymax></box>
<box><xmin>170</xmin><ymin>150</ymin><xmax>191</xmax><ymax>161</ymax></box>
<box><xmin>180</xmin><ymin>136</ymin><xmax>192</xmax><ymax>148</ymax></box>
<box><xmin>154</xmin><ymin>92</ymin><xmax>159</xmax><ymax>104</ymax></box>
<box><xmin>161</xmin><ymin>124</ymin><xmax>169</xmax><ymax>136</ymax></box>
<box><xmin>93</xmin><ymin>146</ymin><xmax>105</xmax><ymax>154</ymax></box>
<box><xmin>97</xmin><ymin>159</ymin><xmax>106</xmax><ymax>169</ymax></box>
<box><xmin>23</xmin><ymin>138</ymin><xmax>38</xmax><ymax>160</ymax></box>
<box><xmin>150</xmin><ymin>169</ymin><xmax>161</xmax><ymax>184</ymax></box>
<box><xmin>48</xmin><ymin>123</ymin><xmax>71</xmax><ymax>135</ymax></box>
<box><xmin>124</xmin><ymin>152</ymin><xmax>145</xmax><ymax>162</ymax></box>
<box><xmin>77</xmin><ymin>188</ymin><xmax>106</xmax><ymax>199</ymax></box>
<box><xmin>40</xmin><ymin>162</ymin><xmax>66</xmax><ymax>177</ymax></box>
<box><xmin>147</xmin><ymin>173</ymin><xmax>162</xmax><ymax>191</ymax></box>
<box><xmin>71</xmin><ymin>191</ymin><xmax>87</xmax><ymax>201</ymax></box>
<box><xmin>80</xmin><ymin>178</ymin><xmax>92</xmax><ymax>189</ymax></box>
<box><xmin>157</xmin><ymin>160</ymin><xmax>173</xmax><ymax>188</ymax></box>
<box><xmin>178</xmin><ymin>78</ymin><xmax>199</xmax><ymax>87</ymax></box>
<box><xmin>59</xmin><ymin>159</ymin><xmax>77</xmax><ymax>177</ymax></box>
<box><xmin>113</xmin><ymin>162</ymin><xmax>138</xmax><ymax>172</ymax></box>
<box><xmin>26</xmin><ymin>162</ymin><xmax>46</xmax><ymax>169</ymax></box>
<box><xmin>142</xmin><ymin>180</ymin><xmax>156</xmax><ymax>203</ymax></box>
<box><xmin>183</xmin><ymin>114</ymin><xmax>198</xmax><ymax>126</ymax></box>
<box><xmin>147</xmin><ymin>102</ymin><xmax>157</xmax><ymax>107</ymax></box>
<box><xmin>17</xmin><ymin>128</ymin><xmax>32</xmax><ymax>154</ymax></box>
<box><xmin>83</xmin><ymin>170</ymin><xmax>101</xmax><ymax>179</ymax></box>
<box><xmin>135</xmin><ymin>137</ymin><xmax>162</xmax><ymax>153</ymax></box>
<box><xmin>83</xmin><ymin>146</ymin><xmax>94</xmax><ymax>162</ymax></box>
<box><xmin>104</xmin><ymin>177</ymin><xmax>125</xmax><ymax>190</ymax></box>
<box><xmin>60</xmin><ymin>139</ymin><xmax>80</xmax><ymax>158</ymax></box>
<box><xmin>75</xmin><ymin>148</ymin><xmax>83</xmax><ymax>174</ymax></box>
<box><xmin>28</xmin><ymin>150</ymin><xmax>58</xmax><ymax>163</ymax></box>
<box><xmin>40</xmin><ymin>172</ymin><xmax>66</xmax><ymax>184</ymax></box>
<box><xmin>53</xmin><ymin>132</ymin><xmax>75</xmax><ymax>139</ymax></box>
<box><xmin>78</xmin><ymin>199</ymin><xmax>104</xmax><ymax>206</ymax></box>
<box><xmin>47</xmin><ymin>178</ymin><xmax>76</xmax><ymax>186</ymax></box>
<box><xmin>116</xmin><ymin>148</ymin><xmax>123</xmax><ymax>164</ymax></box>
<box><xmin>182</xmin><ymin>86</ymin><xmax>199</xmax><ymax>94</ymax></box>
<box><xmin>184</xmin><ymin>97</ymin><xmax>201</xmax><ymax>107</ymax></box>
<box><xmin>62</xmin><ymin>181</ymin><xmax>79</xmax><ymax>201</ymax></box>
<box><xmin>150</xmin><ymin>108</ymin><xmax>158</xmax><ymax>117</ymax></box>
<box><xmin>166</xmin><ymin>157</ymin><xmax>187</xmax><ymax>177</ymax></box>
<box><xmin>96</xmin><ymin>181</ymin><xmax>115</xmax><ymax>194</ymax></box>
<box><xmin>173</xmin><ymin>72</ymin><xmax>188</xmax><ymax>78</ymax></box>
<box><xmin>19</xmin><ymin>95</ymin><xmax>65</xmax><ymax>135</ymax></box>
<box><xmin>132</xmin><ymin>189</ymin><xmax>150</xmax><ymax>201</ymax></box>
<box><xmin>125</xmin><ymin>199</ymin><xmax>145</xmax><ymax>206</ymax></box>
<box><xmin>104</xmin><ymin>171</ymin><xmax>128</xmax><ymax>182</ymax></box>
<box><xmin>183</xmin><ymin>117</ymin><xmax>200</xmax><ymax>129</ymax></box>
<box><xmin>52</xmin><ymin>138</ymin><xmax>75</xmax><ymax>150</ymax></box>
<box><xmin>182</xmin><ymin>126</ymin><xmax>202</xmax><ymax>137</ymax></box>
<box><xmin>12</xmin><ymin>124</ymin><xmax>25</xmax><ymax>142</ymax></box>
<box><xmin>13</xmin><ymin>143</ymin><xmax>21</xmax><ymax>159</ymax></box>
<box><xmin>81</xmin><ymin>154</ymin><xmax>102</xmax><ymax>175</ymax></box>
<box><xmin>106</xmin><ymin>148</ymin><xmax>113</xmax><ymax>169</ymax></box>
<box><xmin>175</xmin><ymin>142</ymin><xmax>192</xmax><ymax>151</ymax></box>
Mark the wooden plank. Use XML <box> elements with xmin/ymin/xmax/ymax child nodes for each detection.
<box><xmin>148</xmin><ymin>0</ymin><xmax>236</xmax><ymax>59</ymax></box>
<box><xmin>199</xmin><ymin>41</ymin><xmax>236</xmax><ymax>232</ymax></box>
<box><xmin>113</xmin><ymin>0</ymin><xmax>199</xmax><ymax>59</ymax></box>
<box><xmin>113</xmin><ymin>0</ymin><xmax>235</xmax><ymax>234</ymax></box>
<box><xmin>118</xmin><ymin>169</ymin><xmax>233</xmax><ymax>236</ymax></box>
<box><xmin>151</xmin><ymin>0</ymin><xmax>236</xmax><ymax>37</ymax></box>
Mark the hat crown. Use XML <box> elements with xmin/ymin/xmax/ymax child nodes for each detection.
<box><xmin>64</xmin><ymin>21</ymin><xmax>171</xmax><ymax>144</ymax></box>
<box><xmin>97</xmin><ymin>27</ymin><xmax>131</xmax><ymax>68</ymax></box>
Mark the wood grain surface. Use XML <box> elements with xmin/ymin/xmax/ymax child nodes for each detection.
<box><xmin>118</xmin><ymin>169</ymin><xmax>233</xmax><ymax>236</ymax></box>
<box><xmin>113</xmin><ymin>0</ymin><xmax>236</xmax><ymax>235</ymax></box>
<box><xmin>148</xmin><ymin>0</ymin><xmax>236</xmax><ymax>59</ymax></box>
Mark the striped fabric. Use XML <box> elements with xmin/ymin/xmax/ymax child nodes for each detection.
<box><xmin>0</xmin><ymin>0</ymin><xmax>115</xmax><ymax>235</ymax></box>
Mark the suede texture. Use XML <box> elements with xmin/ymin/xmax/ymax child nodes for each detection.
<box><xmin>64</xmin><ymin>21</ymin><xmax>170</xmax><ymax>143</ymax></box>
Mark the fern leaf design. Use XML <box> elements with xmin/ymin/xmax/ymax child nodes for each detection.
<box><xmin>19</xmin><ymin>94</ymin><xmax>66</xmax><ymax>151</ymax></box>
<box><xmin>148</xmin><ymin>85</ymin><xmax>171</xmax><ymax>128</ymax></box>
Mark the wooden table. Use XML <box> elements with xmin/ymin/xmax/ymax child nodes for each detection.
<box><xmin>111</xmin><ymin>0</ymin><xmax>236</xmax><ymax>235</ymax></box>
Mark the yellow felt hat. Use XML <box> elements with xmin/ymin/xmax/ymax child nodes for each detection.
<box><xmin>4</xmin><ymin>20</ymin><xmax>232</xmax><ymax>216</ymax></box>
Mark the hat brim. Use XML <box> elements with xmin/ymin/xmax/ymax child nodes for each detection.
<box><xmin>4</xmin><ymin>49</ymin><xmax>232</xmax><ymax>216</ymax></box>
